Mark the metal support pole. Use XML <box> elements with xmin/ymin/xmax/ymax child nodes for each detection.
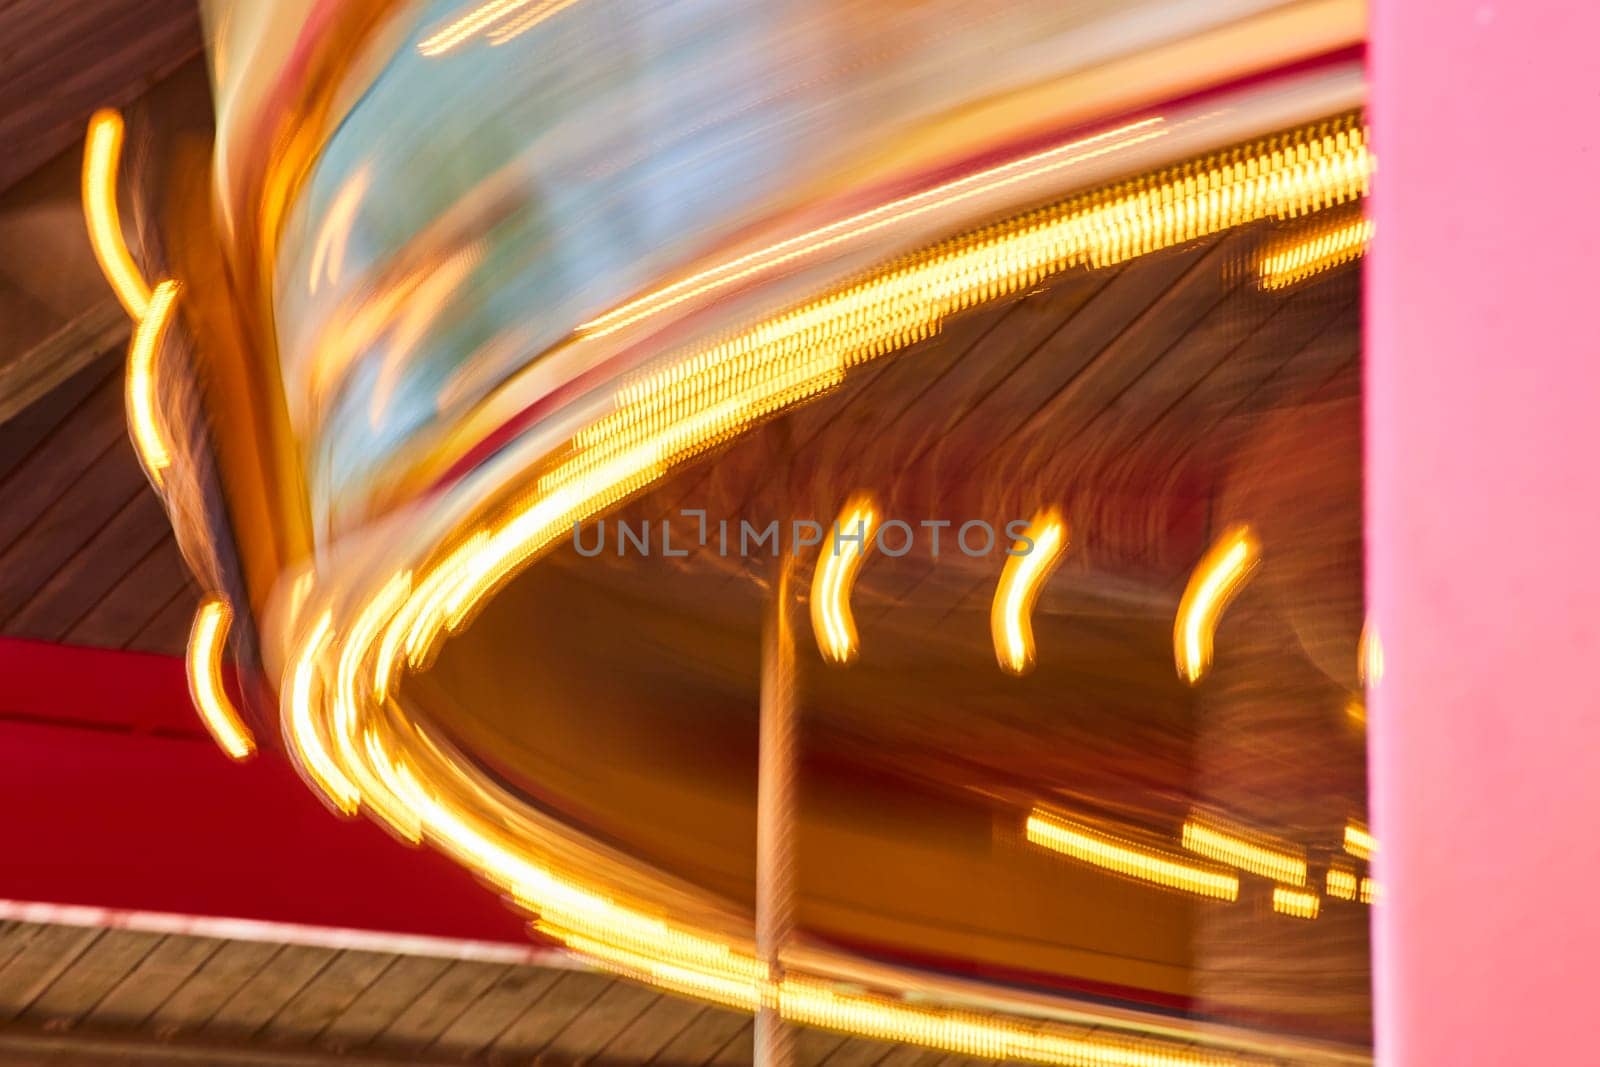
<box><xmin>755</xmin><ymin>558</ymin><xmax>797</xmax><ymax>1067</ymax></box>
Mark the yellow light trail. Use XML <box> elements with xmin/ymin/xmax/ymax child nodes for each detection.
<box><xmin>1271</xmin><ymin>886</ymin><xmax>1320</xmax><ymax>920</ymax></box>
<box><xmin>1358</xmin><ymin>617</ymin><xmax>1384</xmax><ymax>687</ymax></box>
<box><xmin>1256</xmin><ymin>215</ymin><xmax>1373</xmax><ymax>290</ymax></box>
<box><xmin>577</xmin><ymin>119</ymin><xmax>1168</xmax><ymax>341</ymax></box>
<box><xmin>286</xmin><ymin>611</ymin><xmax>359</xmax><ymax>814</ymax></box>
<box><xmin>82</xmin><ymin>109</ymin><xmax>151</xmax><ymax>319</ymax></box>
<box><xmin>810</xmin><ymin>495</ymin><xmax>877</xmax><ymax>664</ymax></box>
<box><xmin>1181</xmin><ymin>813</ymin><xmax>1306</xmax><ymax>886</ymax></box>
<box><xmin>1326</xmin><ymin>866</ymin><xmax>1358</xmax><ymax>901</ymax></box>
<box><xmin>991</xmin><ymin>510</ymin><xmax>1067</xmax><ymax>675</ymax></box>
<box><xmin>281</xmin><ymin>117</ymin><xmax>1370</xmax><ymax>1063</ymax></box>
<box><xmin>1174</xmin><ymin>525</ymin><xmax>1261</xmax><ymax>684</ymax></box>
<box><xmin>418</xmin><ymin>0</ymin><xmax>579</xmax><ymax>55</ymax></box>
<box><xmin>487</xmin><ymin>0</ymin><xmax>583</xmax><ymax>44</ymax></box>
<box><xmin>125</xmin><ymin>279</ymin><xmax>182</xmax><ymax>488</ymax></box>
<box><xmin>1343</xmin><ymin>821</ymin><xmax>1377</xmax><ymax>861</ymax></box>
<box><xmin>185</xmin><ymin>598</ymin><xmax>255</xmax><ymax>761</ymax></box>
<box><xmin>1026</xmin><ymin>809</ymin><xmax>1239</xmax><ymax>901</ymax></box>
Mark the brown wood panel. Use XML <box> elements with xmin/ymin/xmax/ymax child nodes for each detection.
<box><xmin>0</xmin><ymin>924</ymin><xmax>102</xmax><ymax>1020</ymax></box>
<box><xmin>0</xmin><ymin>436</ymin><xmax>146</xmax><ymax>614</ymax></box>
<box><xmin>594</xmin><ymin>993</ymin><xmax>707</xmax><ymax>1064</ymax></box>
<box><xmin>258</xmin><ymin>949</ymin><xmax>395</xmax><ymax>1044</ymax></box>
<box><xmin>822</xmin><ymin>1036</ymin><xmax>898</xmax><ymax>1067</ymax></box>
<box><xmin>149</xmin><ymin>940</ymin><xmax>286</xmax><ymax>1034</ymax></box>
<box><xmin>425</xmin><ymin>961</ymin><xmax>560</xmax><ymax>1058</ymax></box>
<box><xmin>201</xmin><ymin>945</ymin><xmax>338</xmax><ymax>1038</ymax></box>
<box><xmin>21</xmin><ymin>928</ymin><xmax>163</xmax><ymax>1024</ymax></box>
<box><xmin>0</xmin><ymin>0</ymin><xmax>201</xmax><ymax>194</ymax></box>
<box><xmin>4</xmin><ymin>487</ymin><xmax>172</xmax><ymax>639</ymax></box>
<box><xmin>123</xmin><ymin>583</ymin><xmax>201</xmax><ymax>655</ymax></box>
<box><xmin>0</xmin><ymin>370</ymin><xmax>128</xmax><ymax>552</ymax></box>
<box><xmin>483</xmin><ymin>968</ymin><xmax>613</xmax><ymax>1059</ymax></box>
<box><xmin>317</xmin><ymin>954</ymin><xmax>452</xmax><ymax>1051</ymax></box>
<box><xmin>792</xmin><ymin>1026</ymin><xmax>850</xmax><ymax>1066</ymax></box>
<box><xmin>0</xmin><ymin>357</ymin><xmax>116</xmax><ymax>485</ymax></box>
<box><xmin>706</xmin><ymin>1019</ymin><xmax>754</xmax><ymax>1065</ymax></box>
<box><xmin>536</xmin><ymin>975</ymin><xmax>659</xmax><ymax>1062</ymax></box>
<box><xmin>368</xmin><ymin>958</ymin><xmax>509</xmax><ymax>1050</ymax></box>
<box><xmin>643</xmin><ymin>1004</ymin><xmax>747</xmax><ymax>1066</ymax></box>
<box><xmin>88</xmin><ymin>934</ymin><xmax>225</xmax><ymax>1028</ymax></box>
<box><xmin>63</xmin><ymin>535</ymin><xmax>194</xmax><ymax>647</ymax></box>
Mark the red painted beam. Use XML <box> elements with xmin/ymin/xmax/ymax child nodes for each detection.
<box><xmin>0</xmin><ymin>638</ymin><xmax>531</xmax><ymax>947</ymax></box>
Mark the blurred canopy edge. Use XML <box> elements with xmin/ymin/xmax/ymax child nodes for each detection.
<box><xmin>194</xmin><ymin>0</ymin><xmax>1363</xmax><ymax>630</ymax></box>
<box><xmin>156</xmin><ymin>1</ymin><xmax>1375</xmax><ymax>1064</ymax></box>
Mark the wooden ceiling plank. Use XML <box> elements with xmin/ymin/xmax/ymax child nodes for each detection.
<box><xmin>0</xmin><ymin>298</ymin><xmax>127</xmax><ymax>427</ymax></box>
<box><xmin>0</xmin><ymin>437</ymin><xmax>146</xmax><ymax>617</ymax></box>
<box><xmin>820</xmin><ymin>1035</ymin><xmax>897</xmax><ymax>1066</ymax></box>
<box><xmin>20</xmin><ymin>927</ymin><xmax>164</xmax><ymax>1025</ymax></box>
<box><xmin>62</xmin><ymin>535</ymin><xmax>194</xmax><ymax>648</ymax></box>
<box><xmin>122</xmin><ymin>582</ymin><xmax>201</xmax><ymax>656</ymax></box>
<box><xmin>484</xmin><ymin>968</ymin><xmax>613</xmax><ymax>1058</ymax></box>
<box><xmin>200</xmin><ymin>945</ymin><xmax>339</xmax><ymax>1040</ymax></box>
<box><xmin>646</xmin><ymin>1005</ymin><xmax>748</xmax><ymax>1066</ymax></box>
<box><xmin>538</xmin><ymin>976</ymin><xmax>659</xmax><ymax>1062</ymax></box>
<box><xmin>149</xmin><ymin>940</ymin><xmax>286</xmax><ymax>1035</ymax></box>
<box><xmin>3</xmin><ymin>485</ymin><xmax>170</xmax><ymax>638</ymax></box>
<box><xmin>0</xmin><ymin>369</ymin><xmax>128</xmax><ymax>551</ymax></box>
<box><xmin>705</xmin><ymin>1018</ymin><xmax>754</xmax><ymax>1066</ymax></box>
<box><xmin>257</xmin><ymin>949</ymin><xmax>397</xmax><ymax>1044</ymax></box>
<box><xmin>88</xmin><ymin>933</ymin><xmax>226</xmax><ymax>1029</ymax></box>
<box><xmin>367</xmin><ymin>958</ymin><xmax>510</xmax><ymax>1050</ymax></box>
<box><xmin>314</xmin><ymin>954</ymin><xmax>451</xmax><ymax>1051</ymax></box>
<box><xmin>0</xmin><ymin>0</ymin><xmax>201</xmax><ymax>194</ymax></box>
<box><xmin>0</xmin><ymin>354</ymin><xmax>117</xmax><ymax>484</ymax></box>
<box><xmin>0</xmin><ymin>923</ymin><xmax>103</xmax><ymax>1021</ymax></box>
<box><xmin>792</xmin><ymin>1026</ymin><xmax>851</xmax><ymax>1066</ymax></box>
<box><xmin>424</xmin><ymin>962</ymin><xmax>561</xmax><ymax>1058</ymax></box>
<box><xmin>598</xmin><ymin>993</ymin><xmax>708</xmax><ymax>1064</ymax></box>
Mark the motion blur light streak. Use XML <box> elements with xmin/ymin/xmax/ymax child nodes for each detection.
<box><xmin>992</xmin><ymin>510</ymin><xmax>1068</xmax><ymax>675</ymax></box>
<box><xmin>1326</xmin><ymin>866</ymin><xmax>1359</xmax><ymax>901</ymax></box>
<box><xmin>263</xmin><ymin>117</ymin><xmax>1370</xmax><ymax>1062</ymax></box>
<box><xmin>1255</xmin><ymin>214</ymin><xmax>1373</xmax><ymax>289</ymax></box>
<box><xmin>417</xmin><ymin>0</ymin><xmax>574</xmax><ymax>55</ymax></box>
<box><xmin>126</xmin><ymin>279</ymin><xmax>182</xmax><ymax>488</ymax></box>
<box><xmin>1358</xmin><ymin>878</ymin><xmax>1380</xmax><ymax>905</ymax></box>
<box><xmin>811</xmin><ymin>495</ymin><xmax>878</xmax><ymax>664</ymax></box>
<box><xmin>1343</xmin><ymin>822</ymin><xmax>1376</xmax><ymax>861</ymax></box>
<box><xmin>415</xmin><ymin>120</ymin><xmax>1369</xmax><ymax>663</ymax></box>
<box><xmin>1271</xmin><ymin>887</ymin><xmax>1320</xmax><ymax>920</ymax></box>
<box><xmin>185</xmin><ymin>598</ymin><xmax>255</xmax><ymax>761</ymax></box>
<box><xmin>576</xmin><ymin>119</ymin><xmax>1169</xmax><ymax>342</ymax></box>
<box><xmin>82</xmin><ymin>108</ymin><xmax>151</xmax><ymax>320</ymax></box>
<box><xmin>306</xmin><ymin>167</ymin><xmax>370</xmax><ymax>294</ymax></box>
<box><xmin>1181</xmin><ymin>814</ymin><xmax>1307</xmax><ymax>886</ymax></box>
<box><xmin>486</xmin><ymin>0</ymin><xmax>583</xmax><ymax>44</ymax></box>
<box><xmin>286</xmin><ymin>611</ymin><xmax>359</xmax><ymax>814</ymax></box>
<box><xmin>1026</xmin><ymin>809</ymin><xmax>1239</xmax><ymax>901</ymax></box>
<box><xmin>1174</xmin><ymin>525</ymin><xmax>1261</xmax><ymax>684</ymax></box>
<box><xmin>551</xmin><ymin>926</ymin><xmax>1238</xmax><ymax>1067</ymax></box>
<box><xmin>1358</xmin><ymin>617</ymin><xmax>1384</xmax><ymax>686</ymax></box>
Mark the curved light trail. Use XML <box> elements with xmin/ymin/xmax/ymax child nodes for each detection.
<box><xmin>82</xmin><ymin>109</ymin><xmax>152</xmax><ymax>320</ymax></box>
<box><xmin>1173</xmin><ymin>525</ymin><xmax>1261</xmax><ymax>684</ymax></box>
<box><xmin>991</xmin><ymin>510</ymin><xmax>1068</xmax><ymax>675</ymax></box>
<box><xmin>810</xmin><ymin>494</ymin><xmax>877</xmax><ymax>665</ymax></box>
<box><xmin>185</xmin><ymin>598</ymin><xmax>255</xmax><ymax>761</ymax></box>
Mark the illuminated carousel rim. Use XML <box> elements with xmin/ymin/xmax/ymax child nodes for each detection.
<box><xmin>88</xmin><ymin>7</ymin><xmax>1377</xmax><ymax>1065</ymax></box>
<box><xmin>273</xmin><ymin>119</ymin><xmax>1372</xmax><ymax>1067</ymax></box>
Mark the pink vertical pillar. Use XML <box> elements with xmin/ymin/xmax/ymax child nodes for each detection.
<box><xmin>1368</xmin><ymin>1</ymin><xmax>1600</xmax><ymax>1063</ymax></box>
